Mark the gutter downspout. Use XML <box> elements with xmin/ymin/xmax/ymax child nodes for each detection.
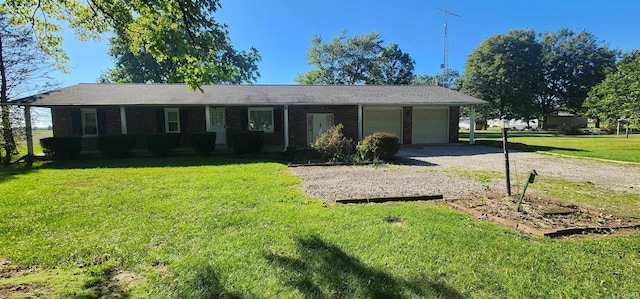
<box><xmin>205</xmin><ymin>105</ymin><xmax>211</xmax><ymax>132</ymax></box>
<box><xmin>120</xmin><ymin>106</ymin><xmax>127</xmax><ymax>134</ymax></box>
<box><xmin>469</xmin><ymin>105</ymin><xmax>476</xmax><ymax>145</ymax></box>
<box><xmin>284</xmin><ymin>105</ymin><xmax>289</xmax><ymax>151</ymax></box>
<box><xmin>358</xmin><ymin>104</ymin><xmax>363</xmax><ymax>141</ymax></box>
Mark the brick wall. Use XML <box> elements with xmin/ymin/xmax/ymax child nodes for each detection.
<box><xmin>50</xmin><ymin>104</ymin><xmax>461</xmax><ymax>152</ymax></box>
<box><xmin>51</xmin><ymin>107</ymin><xmax>73</xmax><ymax>137</ymax></box>
<box><xmin>289</xmin><ymin>105</ymin><xmax>358</xmax><ymax>147</ymax></box>
<box><xmin>402</xmin><ymin>107</ymin><xmax>412</xmax><ymax>145</ymax></box>
<box><xmin>225</xmin><ymin>106</ymin><xmax>285</xmax><ymax>147</ymax></box>
<box><xmin>126</xmin><ymin>106</ymin><xmax>207</xmax><ymax>149</ymax></box>
<box><xmin>449</xmin><ymin>106</ymin><xmax>460</xmax><ymax>143</ymax></box>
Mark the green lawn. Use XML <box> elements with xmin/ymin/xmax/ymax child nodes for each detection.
<box><xmin>1</xmin><ymin>157</ymin><xmax>639</xmax><ymax>298</ymax></box>
<box><xmin>460</xmin><ymin>129</ymin><xmax>640</xmax><ymax>163</ymax></box>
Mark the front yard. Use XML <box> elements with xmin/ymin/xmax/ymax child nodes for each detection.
<box><xmin>1</xmin><ymin>157</ymin><xmax>639</xmax><ymax>298</ymax></box>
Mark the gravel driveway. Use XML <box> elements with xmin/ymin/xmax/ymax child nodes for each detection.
<box><xmin>289</xmin><ymin>145</ymin><xmax>640</xmax><ymax>201</ymax></box>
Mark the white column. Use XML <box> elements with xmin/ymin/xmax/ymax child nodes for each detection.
<box><xmin>120</xmin><ymin>106</ymin><xmax>127</xmax><ymax>134</ymax></box>
<box><xmin>358</xmin><ymin>104</ymin><xmax>363</xmax><ymax>141</ymax></box>
<box><xmin>24</xmin><ymin>106</ymin><xmax>34</xmax><ymax>156</ymax></box>
<box><xmin>284</xmin><ymin>105</ymin><xmax>290</xmax><ymax>150</ymax></box>
<box><xmin>469</xmin><ymin>106</ymin><xmax>476</xmax><ymax>145</ymax></box>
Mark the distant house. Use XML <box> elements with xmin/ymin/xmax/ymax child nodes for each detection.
<box><xmin>545</xmin><ymin>112</ymin><xmax>588</xmax><ymax>129</ymax></box>
<box><xmin>13</xmin><ymin>84</ymin><xmax>486</xmax><ymax>153</ymax></box>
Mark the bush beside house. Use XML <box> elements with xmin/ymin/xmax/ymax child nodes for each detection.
<box><xmin>147</xmin><ymin>133</ymin><xmax>181</xmax><ymax>157</ymax></box>
<box><xmin>311</xmin><ymin>124</ymin><xmax>355</xmax><ymax>162</ymax></box>
<box><xmin>190</xmin><ymin>132</ymin><xmax>217</xmax><ymax>155</ymax></box>
<box><xmin>358</xmin><ymin>132</ymin><xmax>401</xmax><ymax>161</ymax></box>
<box><xmin>97</xmin><ymin>135</ymin><xmax>137</xmax><ymax>158</ymax></box>
<box><xmin>40</xmin><ymin>136</ymin><xmax>82</xmax><ymax>160</ymax></box>
<box><xmin>232</xmin><ymin>131</ymin><xmax>264</xmax><ymax>154</ymax></box>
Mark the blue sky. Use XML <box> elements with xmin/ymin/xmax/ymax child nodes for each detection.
<box><xmin>32</xmin><ymin>0</ymin><xmax>640</xmax><ymax>126</ymax></box>
<box><xmin>54</xmin><ymin>0</ymin><xmax>640</xmax><ymax>86</ymax></box>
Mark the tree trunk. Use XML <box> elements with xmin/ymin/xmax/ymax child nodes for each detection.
<box><xmin>0</xmin><ymin>31</ymin><xmax>17</xmax><ymax>167</ymax></box>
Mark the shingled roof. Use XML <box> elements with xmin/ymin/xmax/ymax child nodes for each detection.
<box><xmin>13</xmin><ymin>83</ymin><xmax>486</xmax><ymax>106</ymax></box>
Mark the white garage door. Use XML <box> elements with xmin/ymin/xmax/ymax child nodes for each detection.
<box><xmin>363</xmin><ymin>108</ymin><xmax>402</xmax><ymax>139</ymax></box>
<box><xmin>412</xmin><ymin>108</ymin><xmax>449</xmax><ymax>144</ymax></box>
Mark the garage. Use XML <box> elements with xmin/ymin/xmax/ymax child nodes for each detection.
<box><xmin>412</xmin><ymin>108</ymin><xmax>449</xmax><ymax>144</ymax></box>
<box><xmin>363</xmin><ymin>107</ymin><xmax>402</xmax><ymax>139</ymax></box>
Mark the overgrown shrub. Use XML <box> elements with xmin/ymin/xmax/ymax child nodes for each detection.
<box><xmin>358</xmin><ymin>132</ymin><xmax>401</xmax><ymax>161</ymax></box>
<box><xmin>600</xmin><ymin>125</ymin><xmax>618</xmax><ymax>135</ymax></box>
<box><xmin>190</xmin><ymin>132</ymin><xmax>217</xmax><ymax>155</ymax></box>
<box><xmin>557</xmin><ymin>123</ymin><xmax>585</xmax><ymax>135</ymax></box>
<box><xmin>40</xmin><ymin>136</ymin><xmax>82</xmax><ymax>160</ymax></box>
<box><xmin>146</xmin><ymin>133</ymin><xmax>181</xmax><ymax>157</ymax></box>
<box><xmin>97</xmin><ymin>135</ymin><xmax>137</xmax><ymax>158</ymax></box>
<box><xmin>232</xmin><ymin>131</ymin><xmax>264</xmax><ymax>154</ymax></box>
<box><xmin>312</xmin><ymin>124</ymin><xmax>355</xmax><ymax>162</ymax></box>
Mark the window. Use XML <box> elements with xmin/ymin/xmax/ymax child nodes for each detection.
<box><xmin>81</xmin><ymin>108</ymin><xmax>98</xmax><ymax>136</ymax></box>
<box><xmin>165</xmin><ymin>108</ymin><xmax>180</xmax><ymax>133</ymax></box>
<box><xmin>248</xmin><ymin>108</ymin><xmax>274</xmax><ymax>133</ymax></box>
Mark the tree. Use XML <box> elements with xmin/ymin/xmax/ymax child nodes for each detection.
<box><xmin>99</xmin><ymin>33</ymin><xmax>260</xmax><ymax>84</ymax></box>
<box><xmin>584</xmin><ymin>50</ymin><xmax>640</xmax><ymax>127</ymax></box>
<box><xmin>2</xmin><ymin>0</ymin><xmax>259</xmax><ymax>89</ymax></box>
<box><xmin>460</xmin><ymin>29</ymin><xmax>544</xmax><ymax>121</ymax></box>
<box><xmin>0</xmin><ymin>14</ymin><xmax>57</xmax><ymax>166</ymax></box>
<box><xmin>368</xmin><ymin>43</ymin><xmax>415</xmax><ymax>85</ymax></box>
<box><xmin>538</xmin><ymin>29</ymin><xmax>618</xmax><ymax>128</ymax></box>
<box><xmin>412</xmin><ymin>69</ymin><xmax>460</xmax><ymax>89</ymax></box>
<box><xmin>296</xmin><ymin>31</ymin><xmax>415</xmax><ymax>85</ymax></box>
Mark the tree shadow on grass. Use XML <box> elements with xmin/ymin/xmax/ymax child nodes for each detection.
<box><xmin>179</xmin><ymin>264</ymin><xmax>248</xmax><ymax>299</ymax></box>
<box><xmin>33</xmin><ymin>155</ymin><xmax>285</xmax><ymax>170</ymax></box>
<box><xmin>265</xmin><ymin>235</ymin><xmax>463</xmax><ymax>298</ymax></box>
<box><xmin>474</xmin><ymin>140</ymin><xmax>585</xmax><ymax>153</ymax></box>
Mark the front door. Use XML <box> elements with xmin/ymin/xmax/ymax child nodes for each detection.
<box><xmin>307</xmin><ymin>113</ymin><xmax>334</xmax><ymax>146</ymax></box>
<box><xmin>209</xmin><ymin>108</ymin><xmax>226</xmax><ymax>145</ymax></box>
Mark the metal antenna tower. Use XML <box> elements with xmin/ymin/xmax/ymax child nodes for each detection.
<box><xmin>435</xmin><ymin>8</ymin><xmax>460</xmax><ymax>85</ymax></box>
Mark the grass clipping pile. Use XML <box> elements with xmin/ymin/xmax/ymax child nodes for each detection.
<box><xmin>447</xmin><ymin>191</ymin><xmax>640</xmax><ymax>238</ymax></box>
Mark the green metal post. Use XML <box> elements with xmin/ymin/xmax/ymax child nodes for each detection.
<box><xmin>516</xmin><ymin>170</ymin><xmax>537</xmax><ymax>212</ymax></box>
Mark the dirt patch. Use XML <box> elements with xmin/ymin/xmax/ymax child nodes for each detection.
<box><xmin>0</xmin><ymin>257</ymin><xmax>146</xmax><ymax>298</ymax></box>
<box><xmin>0</xmin><ymin>258</ymin><xmax>52</xmax><ymax>298</ymax></box>
<box><xmin>0</xmin><ymin>283</ymin><xmax>50</xmax><ymax>299</ymax></box>
<box><xmin>448</xmin><ymin>191</ymin><xmax>640</xmax><ymax>238</ymax></box>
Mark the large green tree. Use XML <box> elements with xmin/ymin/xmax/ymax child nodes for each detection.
<box><xmin>584</xmin><ymin>50</ymin><xmax>640</xmax><ymax>127</ymax></box>
<box><xmin>295</xmin><ymin>31</ymin><xmax>415</xmax><ymax>85</ymax></box>
<box><xmin>2</xmin><ymin>0</ymin><xmax>259</xmax><ymax>89</ymax></box>
<box><xmin>0</xmin><ymin>14</ymin><xmax>57</xmax><ymax>166</ymax></box>
<box><xmin>538</xmin><ymin>29</ymin><xmax>618</xmax><ymax>128</ymax></box>
<box><xmin>99</xmin><ymin>34</ymin><xmax>260</xmax><ymax>84</ymax></box>
<box><xmin>460</xmin><ymin>29</ymin><xmax>544</xmax><ymax>121</ymax></box>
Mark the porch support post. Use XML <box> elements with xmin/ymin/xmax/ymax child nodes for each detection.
<box><xmin>24</xmin><ymin>106</ymin><xmax>34</xmax><ymax>156</ymax></box>
<box><xmin>469</xmin><ymin>105</ymin><xmax>476</xmax><ymax>145</ymax></box>
<box><xmin>358</xmin><ymin>104</ymin><xmax>363</xmax><ymax>141</ymax></box>
<box><xmin>205</xmin><ymin>105</ymin><xmax>211</xmax><ymax>132</ymax></box>
<box><xmin>119</xmin><ymin>106</ymin><xmax>127</xmax><ymax>134</ymax></box>
<box><xmin>284</xmin><ymin>105</ymin><xmax>289</xmax><ymax>150</ymax></box>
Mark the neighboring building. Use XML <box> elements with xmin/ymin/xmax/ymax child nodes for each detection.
<box><xmin>545</xmin><ymin>112</ymin><xmax>588</xmax><ymax>129</ymax></box>
<box><xmin>13</xmin><ymin>84</ymin><xmax>486</xmax><ymax>152</ymax></box>
<box><xmin>486</xmin><ymin>119</ymin><xmax>539</xmax><ymax>130</ymax></box>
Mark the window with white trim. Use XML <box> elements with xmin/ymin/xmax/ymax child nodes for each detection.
<box><xmin>165</xmin><ymin>108</ymin><xmax>180</xmax><ymax>133</ymax></box>
<box><xmin>81</xmin><ymin>108</ymin><xmax>98</xmax><ymax>136</ymax></box>
<box><xmin>248</xmin><ymin>107</ymin><xmax>274</xmax><ymax>133</ymax></box>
